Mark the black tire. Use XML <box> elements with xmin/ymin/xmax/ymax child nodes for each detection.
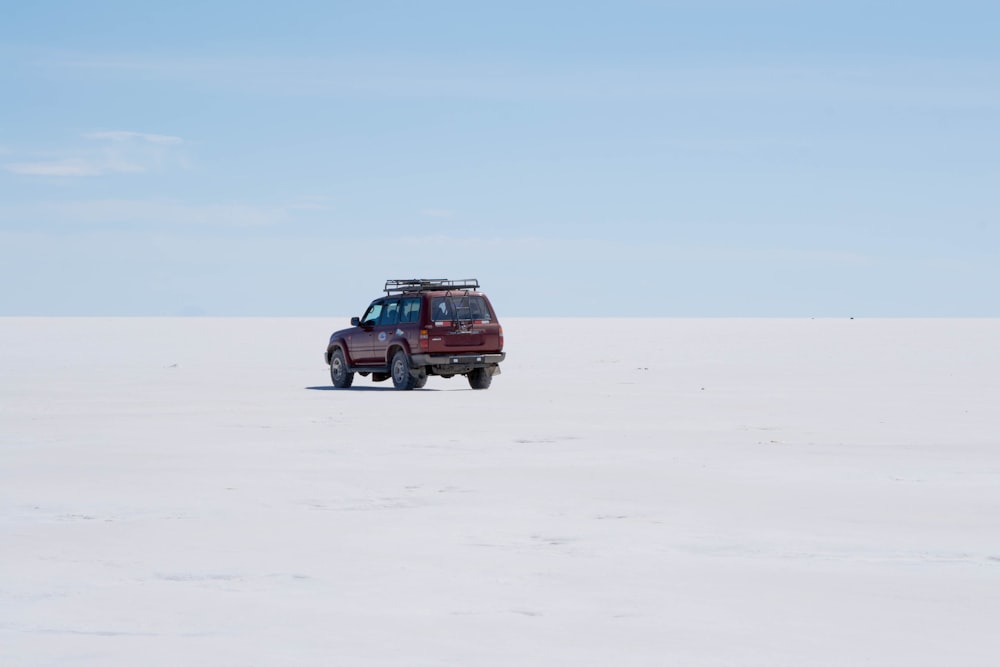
<box><xmin>413</xmin><ymin>373</ymin><xmax>428</xmax><ymax>389</ymax></box>
<box><xmin>391</xmin><ymin>350</ymin><xmax>417</xmax><ymax>390</ymax></box>
<box><xmin>467</xmin><ymin>367</ymin><xmax>492</xmax><ymax>390</ymax></box>
<box><xmin>330</xmin><ymin>349</ymin><xmax>354</xmax><ymax>388</ymax></box>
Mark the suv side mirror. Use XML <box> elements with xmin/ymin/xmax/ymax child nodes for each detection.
<box><xmin>351</xmin><ymin>316</ymin><xmax>360</xmax><ymax>326</ymax></box>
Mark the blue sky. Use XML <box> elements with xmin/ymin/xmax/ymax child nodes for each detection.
<box><xmin>1</xmin><ymin>1</ymin><xmax>997</xmax><ymax>316</ymax></box>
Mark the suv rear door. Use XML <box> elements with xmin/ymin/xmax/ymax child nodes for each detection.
<box><xmin>426</xmin><ymin>294</ymin><xmax>502</xmax><ymax>354</ymax></box>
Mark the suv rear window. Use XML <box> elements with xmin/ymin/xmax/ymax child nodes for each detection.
<box><xmin>430</xmin><ymin>295</ymin><xmax>492</xmax><ymax>322</ymax></box>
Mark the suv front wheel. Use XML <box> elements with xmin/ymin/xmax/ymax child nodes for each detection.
<box><xmin>330</xmin><ymin>349</ymin><xmax>354</xmax><ymax>388</ymax></box>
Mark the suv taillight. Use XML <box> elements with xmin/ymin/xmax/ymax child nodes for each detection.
<box><xmin>419</xmin><ymin>329</ymin><xmax>429</xmax><ymax>350</ymax></box>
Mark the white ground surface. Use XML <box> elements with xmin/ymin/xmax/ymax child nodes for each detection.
<box><xmin>2</xmin><ymin>317</ymin><xmax>999</xmax><ymax>666</ymax></box>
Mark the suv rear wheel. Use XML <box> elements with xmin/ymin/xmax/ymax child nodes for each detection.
<box><xmin>330</xmin><ymin>349</ymin><xmax>354</xmax><ymax>388</ymax></box>
<box><xmin>467</xmin><ymin>367</ymin><xmax>492</xmax><ymax>390</ymax></box>
<box><xmin>391</xmin><ymin>350</ymin><xmax>418</xmax><ymax>390</ymax></box>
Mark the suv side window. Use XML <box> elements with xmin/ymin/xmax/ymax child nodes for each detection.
<box><xmin>380</xmin><ymin>299</ymin><xmax>400</xmax><ymax>325</ymax></box>
<box><xmin>361</xmin><ymin>302</ymin><xmax>383</xmax><ymax>326</ymax></box>
<box><xmin>400</xmin><ymin>297</ymin><xmax>421</xmax><ymax>323</ymax></box>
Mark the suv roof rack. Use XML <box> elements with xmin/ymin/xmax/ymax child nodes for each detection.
<box><xmin>384</xmin><ymin>278</ymin><xmax>480</xmax><ymax>295</ymax></box>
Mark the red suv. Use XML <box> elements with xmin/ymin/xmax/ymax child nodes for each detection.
<box><xmin>325</xmin><ymin>279</ymin><xmax>505</xmax><ymax>390</ymax></box>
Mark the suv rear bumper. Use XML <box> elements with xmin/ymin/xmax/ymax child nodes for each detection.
<box><xmin>410</xmin><ymin>352</ymin><xmax>505</xmax><ymax>372</ymax></box>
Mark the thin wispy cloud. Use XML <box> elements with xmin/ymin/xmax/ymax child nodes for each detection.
<box><xmin>84</xmin><ymin>130</ymin><xmax>183</xmax><ymax>145</ymax></box>
<box><xmin>41</xmin><ymin>53</ymin><xmax>1000</xmax><ymax>108</ymax></box>
<box><xmin>421</xmin><ymin>208</ymin><xmax>456</xmax><ymax>219</ymax></box>
<box><xmin>11</xmin><ymin>198</ymin><xmax>291</xmax><ymax>228</ymax></box>
<box><xmin>5</xmin><ymin>159</ymin><xmax>108</xmax><ymax>177</ymax></box>
<box><xmin>287</xmin><ymin>196</ymin><xmax>335</xmax><ymax>212</ymax></box>
<box><xmin>3</xmin><ymin>130</ymin><xmax>184</xmax><ymax>177</ymax></box>
<box><xmin>391</xmin><ymin>235</ymin><xmax>872</xmax><ymax>266</ymax></box>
